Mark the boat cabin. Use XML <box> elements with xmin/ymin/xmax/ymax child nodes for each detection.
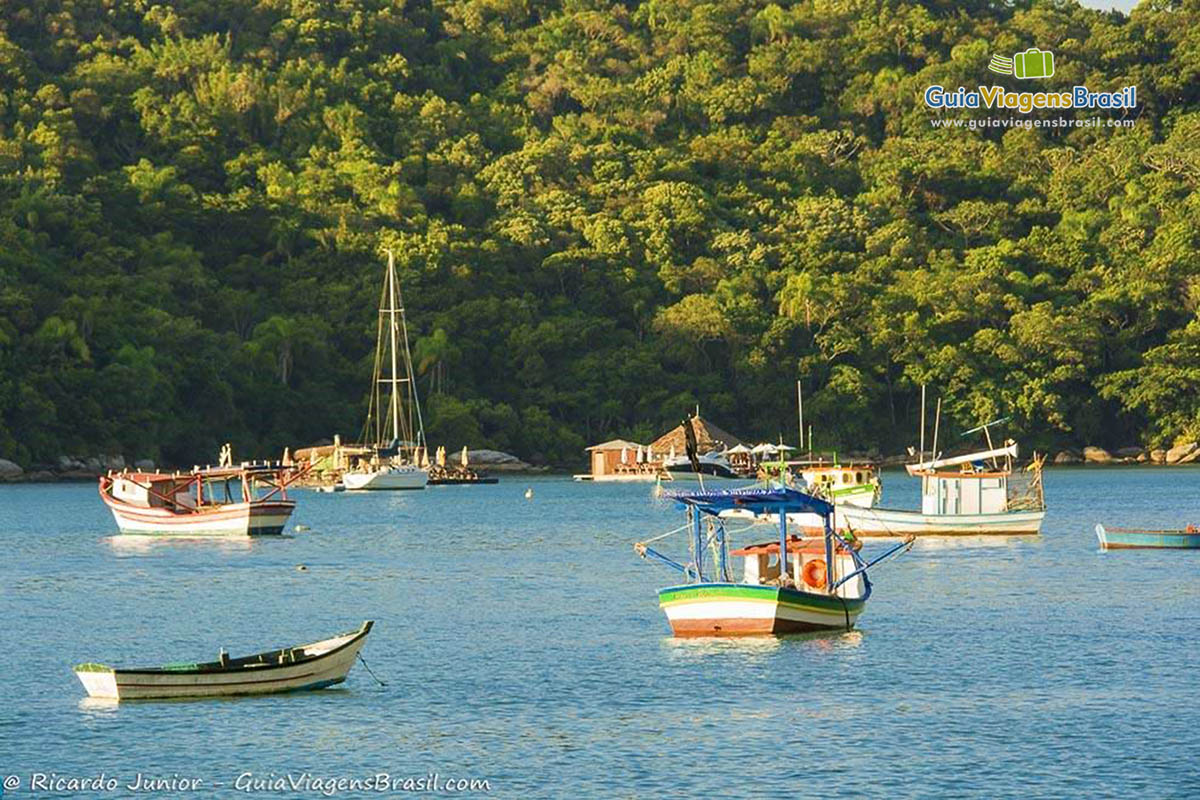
<box><xmin>801</xmin><ymin>463</ymin><xmax>877</xmax><ymax>492</ymax></box>
<box><xmin>106</xmin><ymin>464</ymin><xmax>293</xmax><ymax>511</ymax></box>
<box><xmin>732</xmin><ymin>537</ymin><xmax>864</xmax><ymax>599</ymax></box>
<box><xmin>918</xmin><ymin>469</ymin><xmax>1009</xmax><ymax>515</ymax></box>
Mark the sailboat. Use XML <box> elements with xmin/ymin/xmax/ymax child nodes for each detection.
<box><xmin>342</xmin><ymin>250</ymin><xmax>428</xmax><ymax>491</ymax></box>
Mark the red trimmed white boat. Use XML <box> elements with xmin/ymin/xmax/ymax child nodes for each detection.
<box><xmin>99</xmin><ymin>462</ymin><xmax>301</xmax><ymax>536</ymax></box>
<box><xmin>74</xmin><ymin>621</ymin><xmax>373</xmax><ymax>701</ymax></box>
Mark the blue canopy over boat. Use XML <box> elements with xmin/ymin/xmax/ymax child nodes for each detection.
<box><xmin>663</xmin><ymin>487</ymin><xmax>834</xmax><ymax>518</ymax></box>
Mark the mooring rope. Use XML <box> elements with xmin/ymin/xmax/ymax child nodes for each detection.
<box><xmin>357</xmin><ymin>653</ymin><xmax>388</xmax><ymax>687</ymax></box>
<box><xmin>637</xmin><ymin>521</ymin><xmax>691</xmax><ymax>546</ymax></box>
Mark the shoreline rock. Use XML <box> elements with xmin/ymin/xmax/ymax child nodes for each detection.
<box><xmin>1166</xmin><ymin>442</ymin><xmax>1198</xmax><ymax>464</ymax></box>
<box><xmin>464</xmin><ymin>449</ymin><xmax>536</xmax><ymax>472</ymax></box>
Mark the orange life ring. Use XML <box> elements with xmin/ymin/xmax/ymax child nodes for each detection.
<box><xmin>802</xmin><ymin>558</ymin><xmax>827</xmax><ymax>589</ymax></box>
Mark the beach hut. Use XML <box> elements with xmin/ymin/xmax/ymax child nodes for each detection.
<box><xmin>576</xmin><ymin>439</ymin><xmax>649</xmax><ymax>482</ymax></box>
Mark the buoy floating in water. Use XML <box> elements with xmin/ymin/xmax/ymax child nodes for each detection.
<box><xmin>295</xmin><ymin>524</ymin><xmax>310</xmax><ymax>532</ymax></box>
<box><xmin>524</xmin><ymin>488</ymin><xmax>533</xmax><ymax>499</ymax></box>
<box><xmin>296</xmin><ymin>564</ymin><xmax>308</xmax><ymax>572</ymax></box>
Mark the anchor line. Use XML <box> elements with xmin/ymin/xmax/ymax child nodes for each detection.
<box><xmin>358</xmin><ymin>653</ymin><xmax>388</xmax><ymax>687</ymax></box>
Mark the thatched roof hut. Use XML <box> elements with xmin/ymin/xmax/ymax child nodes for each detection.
<box><xmin>650</xmin><ymin>416</ymin><xmax>744</xmax><ymax>455</ymax></box>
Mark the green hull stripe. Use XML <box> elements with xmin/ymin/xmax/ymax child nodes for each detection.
<box><xmin>659</xmin><ymin>583</ymin><xmax>865</xmax><ymax>613</ymax></box>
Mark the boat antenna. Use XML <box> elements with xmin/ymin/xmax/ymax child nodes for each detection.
<box><xmin>961</xmin><ymin>416</ymin><xmax>1010</xmax><ymax>470</ymax></box>
<box><xmin>919</xmin><ymin>384</ymin><xmax>926</xmax><ymax>466</ymax></box>
<box><xmin>930</xmin><ymin>397</ymin><xmax>942</xmax><ymax>468</ymax></box>
<box><xmin>797</xmin><ymin>379</ymin><xmax>804</xmax><ymax>450</ymax></box>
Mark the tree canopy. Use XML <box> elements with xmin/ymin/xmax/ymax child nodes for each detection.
<box><xmin>1</xmin><ymin>0</ymin><xmax>1198</xmax><ymax>467</ymax></box>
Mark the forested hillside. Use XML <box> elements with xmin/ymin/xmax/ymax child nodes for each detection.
<box><xmin>1</xmin><ymin>0</ymin><xmax>1198</xmax><ymax>467</ymax></box>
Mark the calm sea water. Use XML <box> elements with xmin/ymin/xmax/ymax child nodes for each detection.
<box><xmin>1</xmin><ymin>468</ymin><xmax>1198</xmax><ymax>798</ymax></box>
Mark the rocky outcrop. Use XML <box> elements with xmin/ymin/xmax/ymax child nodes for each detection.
<box><xmin>0</xmin><ymin>458</ymin><xmax>23</xmax><ymax>480</ymax></box>
<box><xmin>1166</xmin><ymin>442</ymin><xmax>1198</xmax><ymax>464</ymax></box>
<box><xmin>1150</xmin><ymin>449</ymin><xmax>1167</xmax><ymax>464</ymax></box>
<box><xmin>1115</xmin><ymin>447</ymin><xmax>1144</xmax><ymax>458</ymax></box>
<box><xmin>1083</xmin><ymin>446</ymin><xmax>1113</xmax><ymax>464</ymax></box>
<box><xmin>1053</xmin><ymin>450</ymin><xmax>1081</xmax><ymax>464</ymax></box>
<box><xmin>464</xmin><ymin>449</ymin><xmax>534</xmax><ymax>471</ymax></box>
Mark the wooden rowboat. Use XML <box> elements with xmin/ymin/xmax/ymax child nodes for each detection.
<box><xmin>1095</xmin><ymin>524</ymin><xmax>1200</xmax><ymax>550</ymax></box>
<box><xmin>73</xmin><ymin>621</ymin><xmax>373</xmax><ymax>701</ymax></box>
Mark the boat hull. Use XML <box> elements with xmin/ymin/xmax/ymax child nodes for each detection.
<box><xmin>572</xmin><ymin>473</ymin><xmax>662</xmax><ymax>483</ymax></box>
<box><xmin>75</xmin><ymin>623</ymin><xmax>372</xmax><ymax>701</ymax></box>
<box><xmin>342</xmin><ymin>467</ymin><xmax>428</xmax><ymax>490</ymax></box>
<box><xmin>1095</xmin><ymin>524</ymin><xmax>1200</xmax><ymax>550</ymax></box>
<box><xmin>658</xmin><ymin>583</ymin><xmax>865</xmax><ymax>637</ymax></box>
<box><xmin>837</xmin><ymin>504</ymin><xmax>1044</xmax><ymax>536</ymax></box>
<box><xmin>102</xmin><ymin>497</ymin><xmax>294</xmax><ymax>536</ymax></box>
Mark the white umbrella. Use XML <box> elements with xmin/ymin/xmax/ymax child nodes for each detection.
<box><xmin>620</xmin><ymin>446</ymin><xmax>628</xmax><ymax>463</ymax></box>
<box><xmin>461</xmin><ymin>446</ymin><xmax>469</xmax><ymax>467</ymax></box>
<box><xmin>727</xmin><ymin>444</ymin><xmax>751</xmax><ymax>454</ymax></box>
<box><xmin>669</xmin><ymin>445</ymin><xmax>676</xmax><ymax>460</ymax></box>
<box><xmin>647</xmin><ymin>445</ymin><xmax>654</xmax><ymax>461</ymax></box>
<box><xmin>636</xmin><ymin>445</ymin><xmax>644</xmax><ymax>463</ymax></box>
<box><xmin>775</xmin><ymin>444</ymin><xmax>795</xmax><ymax>452</ymax></box>
<box><xmin>437</xmin><ymin>446</ymin><xmax>446</xmax><ymax>467</ymax></box>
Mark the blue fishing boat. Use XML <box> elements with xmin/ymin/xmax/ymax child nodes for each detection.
<box><xmin>635</xmin><ymin>487</ymin><xmax>912</xmax><ymax>637</ymax></box>
<box><xmin>1095</xmin><ymin>524</ymin><xmax>1200</xmax><ymax>550</ymax></box>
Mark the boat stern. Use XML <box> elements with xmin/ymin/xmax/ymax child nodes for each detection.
<box><xmin>73</xmin><ymin>663</ymin><xmax>118</xmax><ymax>699</ymax></box>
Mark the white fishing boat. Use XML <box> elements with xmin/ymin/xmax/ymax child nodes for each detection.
<box><xmin>98</xmin><ymin>460</ymin><xmax>300</xmax><ymax>536</ymax></box>
<box><xmin>73</xmin><ymin>621</ymin><xmax>374</xmax><ymax>701</ymax></box>
<box><xmin>839</xmin><ymin>440</ymin><xmax>1046</xmax><ymax>537</ymax></box>
<box><xmin>341</xmin><ymin>249</ymin><xmax>428</xmax><ymax>491</ymax></box>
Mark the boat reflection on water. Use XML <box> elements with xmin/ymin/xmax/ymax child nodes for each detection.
<box><xmin>662</xmin><ymin>628</ymin><xmax>864</xmax><ymax>659</ymax></box>
<box><xmin>106</xmin><ymin>534</ymin><xmax>260</xmax><ymax>555</ymax></box>
<box><xmin>901</xmin><ymin>534</ymin><xmax>1039</xmax><ymax>551</ymax></box>
<box><xmin>78</xmin><ymin>696</ymin><xmax>121</xmax><ymax>714</ymax></box>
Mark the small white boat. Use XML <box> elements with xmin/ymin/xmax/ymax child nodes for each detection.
<box><xmin>341</xmin><ymin>463</ymin><xmax>427</xmax><ymax>491</ymax></box>
<box><xmin>74</xmin><ymin>622</ymin><xmax>373</xmax><ymax>701</ymax></box>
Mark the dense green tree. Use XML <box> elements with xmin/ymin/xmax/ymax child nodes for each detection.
<box><xmin>0</xmin><ymin>0</ymin><xmax>1198</xmax><ymax>469</ymax></box>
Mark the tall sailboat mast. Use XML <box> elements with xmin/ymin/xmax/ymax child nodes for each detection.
<box><xmin>386</xmin><ymin>249</ymin><xmax>402</xmax><ymax>445</ymax></box>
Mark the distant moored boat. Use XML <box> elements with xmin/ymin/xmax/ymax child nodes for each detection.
<box><xmin>1095</xmin><ymin>524</ymin><xmax>1200</xmax><ymax>550</ymax></box>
